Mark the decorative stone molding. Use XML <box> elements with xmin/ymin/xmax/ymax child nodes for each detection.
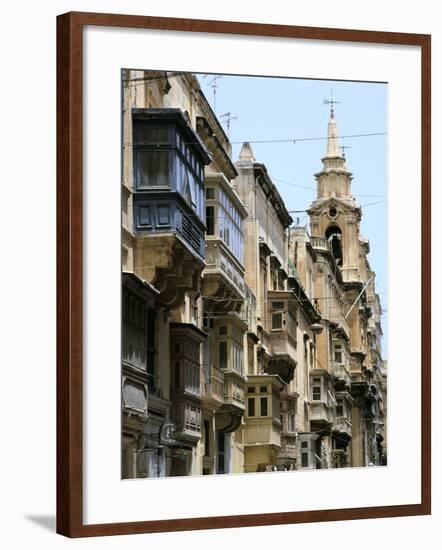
<box><xmin>134</xmin><ymin>234</ymin><xmax>204</xmax><ymax>309</ymax></box>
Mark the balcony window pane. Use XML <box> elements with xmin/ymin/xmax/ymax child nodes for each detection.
<box><xmin>157</xmin><ymin>205</ymin><xmax>171</xmax><ymax>226</ymax></box>
<box><xmin>176</xmin><ymin>157</ymin><xmax>184</xmax><ymax>193</ymax></box>
<box><xmin>138</xmin><ymin>205</ymin><xmax>151</xmax><ymax>227</ymax></box>
<box><xmin>272</xmin><ymin>312</ymin><xmax>283</xmax><ymax>330</ymax></box>
<box><xmin>260</xmin><ymin>397</ymin><xmax>268</xmax><ymax>416</ymax></box>
<box><xmin>219</xmin><ymin>341</ymin><xmax>228</xmax><ymax>369</ymax></box>
<box><xmin>288</xmin><ymin>313</ymin><xmax>297</xmax><ymax>336</ymax></box>
<box><xmin>134</xmin><ymin>125</ymin><xmax>171</xmax><ymax>145</ymax></box>
<box><xmin>248</xmin><ymin>397</ymin><xmax>255</xmax><ymax>417</ymax></box>
<box><xmin>312</xmin><ymin>386</ymin><xmax>321</xmax><ymax>400</ymax></box>
<box><xmin>289</xmin><ymin>414</ymin><xmax>295</xmax><ymax>432</ymax></box>
<box><xmin>174</xmin><ymin>361</ymin><xmax>180</xmax><ymax>389</ymax></box>
<box><xmin>206</xmin><ymin>206</ymin><xmax>215</xmax><ymax>235</ymax></box>
<box><xmin>136</xmin><ymin>151</ymin><xmax>170</xmax><ymax>188</ymax></box>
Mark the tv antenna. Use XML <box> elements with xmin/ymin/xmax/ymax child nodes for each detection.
<box><xmin>323</xmin><ymin>89</ymin><xmax>340</xmax><ymax>115</ymax></box>
<box><xmin>204</xmin><ymin>75</ymin><xmax>223</xmax><ymax>113</ymax></box>
<box><xmin>219</xmin><ymin>112</ymin><xmax>237</xmax><ymax>137</ymax></box>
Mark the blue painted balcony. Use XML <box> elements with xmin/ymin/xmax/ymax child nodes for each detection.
<box><xmin>130</xmin><ymin>109</ymin><xmax>211</xmax><ymax>308</ymax></box>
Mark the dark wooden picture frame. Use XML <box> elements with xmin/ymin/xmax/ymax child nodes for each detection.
<box><xmin>57</xmin><ymin>11</ymin><xmax>431</xmax><ymax>538</ymax></box>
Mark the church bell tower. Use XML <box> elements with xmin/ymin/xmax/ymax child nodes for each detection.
<box><xmin>307</xmin><ymin>100</ymin><xmax>362</xmax><ymax>283</ymax></box>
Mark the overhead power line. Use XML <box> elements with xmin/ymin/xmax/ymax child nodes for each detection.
<box><xmin>230</xmin><ymin>132</ymin><xmax>387</xmax><ymax>145</ymax></box>
<box><xmin>123</xmin><ymin>131</ymin><xmax>386</xmax><ymax>149</ymax></box>
<box><xmin>273</xmin><ymin>177</ymin><xmax>386</xmax><ymax>199</ymax></box>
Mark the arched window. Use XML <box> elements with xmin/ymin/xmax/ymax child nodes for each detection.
<box><xmin>325</xmin><ymin>225</ymin><xmax>343</xmax><ymax>265</ymax></box>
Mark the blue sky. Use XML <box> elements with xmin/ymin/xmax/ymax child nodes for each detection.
<box><xmin>197</xmin><ymin>73</ymin><xmax>388</xmax><ymax>356</ymax></box>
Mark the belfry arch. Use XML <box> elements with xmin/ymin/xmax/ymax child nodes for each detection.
<box><xmin>325</xmin><ymin>225</ymin><xmax>343</xmax><ymax>265</ymax></box>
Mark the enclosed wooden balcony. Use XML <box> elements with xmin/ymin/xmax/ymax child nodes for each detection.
<box><xmin>170</xmin><ymin>322</ymin><xmax>206</xmax><ymax>444</ymax></box>
<box><xmin>264</xmin><ymin>291</ymin><xmax>298</xmax><ymax>383</ymax></box>
<box><xmin>279</xmin><ymin>435</ymin><xmax>297</xmax><ymax>464</ymax></box>
<box><xmin>201</xmin><ymin>365</ymin><xmax>224</xmax><ymax>409</ymax></box>
<box><xmin>202</xmin><ymin>172</ymin><xmax>247</xmax><ymax>312</ymax></box>
<box><xmin>212</xmin><ymin>314</ymin><xmax>247</xmax><ymax>433</ymax></box>
<box><xmin>333</xmin><ymin>390</ymin><xmax>353</xmax><ymax>443</ymax></box>
<box><xmin>279</xmin><ymin>398</ymin><xmax>298</xmax><ymax>467</ymax></box>
<box><xmin>333</xmin><ymin>417</ymin><xmax>352</xmax><ymax>439</ymax></box>
<box><xmin>309</xmin><ymin>401</ymin><xmax>335</xmax><ymax>431</ymax></box>
<box><xmin>244</xmin><ymin>419</ymin><xmax>281</xmax><ymax>449</ymax></box>
<box><xmin>202</xmin><ymin>239</ymin><xmax>245</xmax><ymax>311</ymax></box>
<box><xmin>309</xmin><ymin>370</ymin><xmax>335</xmax><ymax>433</ymax></box>
<box><xmin>332</xmin><ymin>448</ymin><xmax>348</xmax><ymax>468</ymax></box>
<box><xmin>223</xmin><ymin>374</ymin><xmax>246</xmax><ymax>411</ymax></box>
<box><xmin>244</xmin><ymin>375</ymin><xmax>283</xmax><ymax>449</ymax></box>
<box><xmin>215</xmin><ymin>373</ymin><xmax>245</xmax><ymax>433</ymax></box>
<box><xmin>331</xmin><ymin>362</ymin><xmax>351</xmax><ymax>390</ymax></box>
<box><xmin>172</xmin><ymin>400</ymin><xmax>202</xmax><ymax>443</ymax></box>
<box><xmin>130</xmin><ymin>108</ymin><xmax>211</xmax><ymax>310</ymax></box>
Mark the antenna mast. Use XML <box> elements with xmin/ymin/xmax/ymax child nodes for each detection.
<box><xmin>219</xmin><ymin>112</ymin><xmax>237</xmax><ymax>137</ymax></box>
<box><xmin>323</xmin><ymin>89</ymin><xmax>340</xmax><ymax>115</ymax></box>
<box><xmin>204</xmin><ymin>75</ymin><xmax>223</xmax><ymax>113</ymax></box>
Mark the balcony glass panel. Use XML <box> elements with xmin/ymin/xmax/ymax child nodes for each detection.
<box><xmin>217</xmin><ymin>189</ymin><xmax>244</xmax><ymax>264</ymax></box>
<box><xmin>138</xmin><ymin>205</ymin><xmax>151</xmax><ymax>227</ymax></box>
<box><xmin>134</xmin><ymin>125</ymin><xmax>172</xmax><ymax>145</ymax></box>
<box><xmin>135</xmin><ymin>150</ymin><xmax>170</xmax><ymax>188</ymax></box>
<box><xmin>132</xmin><ymin>117</ymin><xmax>206</xmax><ymax>223</ymax></box>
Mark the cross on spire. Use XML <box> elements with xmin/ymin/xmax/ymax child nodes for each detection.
<box><xmin>323</xmin><ymin>89</ymin><xmax>340</xmax><ymax>116</ymax></box>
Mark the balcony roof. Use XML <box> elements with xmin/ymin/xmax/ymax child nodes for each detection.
<box><xmin>122</xmin><ymin>271</ymin><xmax>159</xmax><ymax>299</ymax></box>
<box><xmin>132</xmin><ymin>108</ymin><xmax>211</xmax><ymax>165</ymax></box>
<box><xmin>169</xmin><ymin>322</ymin><xmax>208</xmax><ymax>341</ymax></box>
<box><xmin>247</xmin><ymin>374</ymin><xmax>285</xmax><ymax>390</ymax></box>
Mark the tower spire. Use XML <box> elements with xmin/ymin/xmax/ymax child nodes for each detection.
<box><xmin>313</xmin><ymin>98</ymin><xmax>353</xmax><ymax>200</ymax></box>
<box><xmin>325</xmin><ymin>108</ymin><xmax>342</xmax><ymax>158</ymax></box>
<box><xmin>323</xmin><ymin>91</ymin><xmax>343</xmax><ymax>160</ymax></box>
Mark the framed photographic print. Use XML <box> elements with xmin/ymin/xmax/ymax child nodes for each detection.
<box><xmin>57</xmin><ymin>11</ymin><xmax>431</xmax><ymax>537</ymax></box>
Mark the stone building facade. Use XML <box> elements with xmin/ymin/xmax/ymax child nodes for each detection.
<box><xmin>121</xmin><ymin>70</ymin><xmax>387</xmax><ymax>478</ymax></box>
